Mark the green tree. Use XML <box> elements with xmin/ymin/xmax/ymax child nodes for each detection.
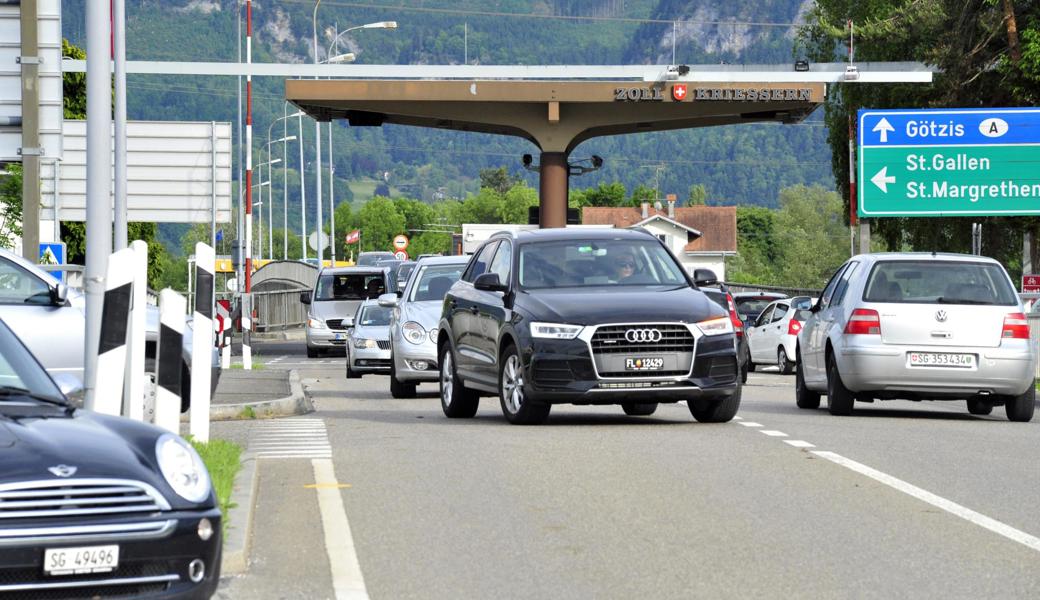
<box><xmin>0</xmin><ymin>164</ymin><xmax>23</xmax><ymax>249</ymax></box>
<box><xmin>358</xmin><ymin>196</ymin><xmax>406</xmax><ymax>252</ymax></box>
<box><xmin>479</xmin><ymin>167</ymin><xmax>523</xmax><ymax>195</ymax></box>
<box><xmin>727</xmin><ymin>205</ymin><xmax>779</xmax><ymax>284</ymax></box>
<box><xmin>687</xmin><ymin>184</ymin><xmax>707</xmax><ymax>206</ymax></box>
<box><xmin>62</xmin><ymin>39</ymin><xmax>86</xmax><ymax>119</ymax></box>
<box><xmin>496</xmin><ymin>183</ymin><xmax>538</xmax><ymax>224</ymax></box>
<box><xmin>571</xmin><ymin>181</ymin><xmax>627</xmax><ymax>208</ymax></box>
<box><xmin>773</xmin><ymin>185</ymin><xmax>851</xmax><ymax>288</ymax></box>
<box><xmin>458</xmin><ymin>188</ymin><xmax>504</xmax><ymax>224</ymax></box>
<box><xmin>628</xmin><ymin>185</ymin><xmax>657</xmax><ymax>207</ymax></box>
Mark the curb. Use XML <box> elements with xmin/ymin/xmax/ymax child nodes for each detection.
<box><xmin>221</xmin><ymin>453</ymin><xmax>258</xmax><ymax>575</ymax></box>
<box><xmin>208</xmin><ymin>370</ymin><xmax>312</xmax><ymax>421</ymax></box>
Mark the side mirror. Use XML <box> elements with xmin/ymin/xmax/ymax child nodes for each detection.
<box><xmin>50</xmin><ymin>283</ymin><xmax>68</xmax><ymax>306</ymax></box>
<box><xmin>300</xmin><ymin>291</ymin><xmax>311</xmax><ymax>304</ymax></box>
<box><xmin>343</xmin><ymin>316</ymin><xmax>355</xmax><ymax>328</ymax></box>
<box><xmin>474</xmin><ymin>272</ymin><xmax>507</xmax><ymax>293</ymax></box>
<box><xmin>693</xmin><ymin>268</ymin><xmax>718</xmax><ymax>287</ymax></box>
<box><xmin>52</xmin><ymin>373</ymin><xmax>85</xmax><ymax>407</ymax></box>
<box><xmin>378</xmin><ymin>293</ymin><xmax>399</xmax><ymax>308</ymax></box>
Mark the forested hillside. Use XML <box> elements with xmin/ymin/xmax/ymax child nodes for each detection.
<box><xmin>60</xmin><ymin>0</ymin><xmax>829</xmax><ymax>223</ymax></box>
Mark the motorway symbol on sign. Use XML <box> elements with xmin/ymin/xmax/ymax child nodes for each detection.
<box><xmin>858</xmin><ymin>108</ymin><xmax>1040</xmax><ymax>217</ymax></box>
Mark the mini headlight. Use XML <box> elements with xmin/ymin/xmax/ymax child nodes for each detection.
<box><xmin>307</xmin><ymin>317</ymin><xmax>325</xmax><ymax>329</ymax></box>
<box><xmin>155</xmin><ymin>434</ymin><xmax>211</xmax><ymax>504</ymax></box>
<box><xmin>696</xmin><ymin>316</ymin><xmax>734</xmax><ymax>336</ymax></box>
<box><xmin>354</xmin><ymin>338</ymin><xmax>377</xmax><ymax>349</ymax></box>
<box><xmin>403</xmin><ymin>321</ymin><xmax>427</xmax><ymax>345</ymax></box>
<box><xmin>530</xmin><ymin>322</ymin><xmax>584</xmax><ymax>340</ymax></box>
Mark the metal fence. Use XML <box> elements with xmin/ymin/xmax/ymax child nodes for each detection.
<box><xmin>242</xmin><ymin>287</ymin><xmax>310</xmax><ymax>332</ymax></box>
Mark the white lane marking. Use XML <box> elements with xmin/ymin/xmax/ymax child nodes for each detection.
<box><xmin>812</xmin><ymin>451</ymin><xmax>1040</xmax><ymax>554</ymax></box>
<box><xmin>733</xmin><ymin>416</ymin><xmax>743</xmax><ymax>420</ymax></box>
<box><xmin>760</xmin><ymin>430</ymin><xmax>788</xmax><ymax>437</ymax></box>
<box><xmin>783</xmin><ymin>440</ymin><xmax>816</xmax><ymax>448</ymax></box>
<box><xmin>737</xmin><ymin>421</ymin><xmax>763</xmax><ymax>427</ymax></box>
<box><xmin>312</xmin><ymin>459</ymin><xmax>369</xmax><ymax>600</ymax></box>
<box><xmin>250</xmin><ymin>419</ymin><xmax>332</xmax><ymax>459</ymax></box>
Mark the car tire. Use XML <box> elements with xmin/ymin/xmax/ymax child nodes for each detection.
<box><xmin>439</xmin><ymin>345</ymin><xmax>479</xmax><ymax>418</ymax></box>
<box><xmin>778</xmin><ymin>348</ymin><xmax>795</xmax><ymax>375</ymax></box>
<box><xmin>1004</xmin><ymin>386</ymin><xmax>1035</xmax><ymax>422</ymax></box>
<box><xmin>826</xmin><ymin>356</ymin><xmax>855</xmax><ymax>416</ymax></box>
<box><xmin>499</xmin><ymin>344</ymin><xmax>550</xmax><ymax>425</ymax></box>
<box><xmin>740</xmin><ymin>365</ymin><xmax>748</xmax><ymax>384</ymax></box>
<box><xmin>389</xmin><ymin>359</ymin><xmax>417</xmax><ymax>399</ymax></box>
<box><xmin>795</xmin><ymin>350</ymin><xmax>820</xmax><ymax>409</ymax></box>
<box><xmin>688</xmin><ymin>386</ymin><xmax>741</xmax><ymax>423</ymax></box>
<box><xmin>307</xmin><ymin>346</ymin><xmax>320</xmax><ymax>358</ymax></box>
<box><xmin>966</xmin><ymin>398</ymin><xmax>993</xmax><ymax>416</ymax></box>
<box><xmin>748</xmin><ymin>361</ymin><xmax>756</xmax><ymax>373</ymax></box>
<box><xmin>622</xmin><ymin>402</ymin><xmax>658</xmax><ymax>416</ymax></box>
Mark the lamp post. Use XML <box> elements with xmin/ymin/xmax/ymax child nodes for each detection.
<box><xmin>267</xmin><ymin>108</ymin><xmax>303</xmax><ymax>261</ymax></box>
<box><xmin>298</xmin><ymin>111</ymin><xmax>307</xmax><ymax>262</ymax></box>
<box><xmin>250</xmin><ymin>181</ymin><xmax>270</xmax><ymax>258</ymax></box>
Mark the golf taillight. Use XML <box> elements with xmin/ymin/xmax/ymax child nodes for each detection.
<box><xmin>726</xmin><ymin>293</ymin><xmax>744</xmax><ymax>337</ymax></box>
<box><xmin>844</xmin><ymin>308</ymin><xmax>881</xmax><ymax>335</ymax></box>
<box><xmin>1002</xmin><ymin>312</ymin><xmax>1030</xmax><ymax>339</ymax></box>
<box><xmin>788</xmin><ymin>320</ymin><xmax>802</xmax><ymax>335</ymax></box>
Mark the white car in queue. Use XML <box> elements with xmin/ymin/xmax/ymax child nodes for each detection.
<box><xmin>746</xmin><ymin>296</ymin><xmax>813</xmax><ymax>374</ymax></box>
<box><xmin>345</xmin><ymin>300</ymin><xmax>393</xmax><ymax>379</ymax></box>
<box><xmin>796</xmin><ymin>253</ymin><xmax>1036</xmax><ymax>421</ymax></box>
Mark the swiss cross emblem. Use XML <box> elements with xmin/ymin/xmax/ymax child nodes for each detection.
<box><xmin>672</xmin><ymin>84</ymin><xmax>687</xmax><ymax>101</ymax></box>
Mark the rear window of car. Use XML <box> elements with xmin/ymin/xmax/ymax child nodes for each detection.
<box><xmin>315</xmin><ymin>273</ymin><xmax>386</xmax><ymax>301</ymax></box>
<box><xmin>735</xmin><ymin>298</ymin><xmax>776</xmax><ymax>320</ymax></box>
<box><xmin>863</xmin><ymin>260</ymin><xmax>1018</xmax><ymax>305</ymax></box>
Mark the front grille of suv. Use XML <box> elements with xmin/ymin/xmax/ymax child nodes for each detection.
<box><xmin>590</xmin><ymin>325</ymin><xmax>695</xmax><ymax>354</ymax></box>
<box><xmin>325</xmin><ymin>319</ymin><xmax>346</xmax><ymax>330</ymax></box>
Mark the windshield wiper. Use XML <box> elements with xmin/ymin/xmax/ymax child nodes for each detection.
<box><xmin>936</xmin><ymin>297</ymin><xmax>993</xmax><ymax>305</ymax></box>
<box><xmin>0</xmin><ymin>386</ymin><xmax>69</xmax><ymax>407</ymax></box>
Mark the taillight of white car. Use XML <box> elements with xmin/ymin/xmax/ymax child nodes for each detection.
<box><xmin>844</xmin><ymin>308</ymin><xmax>881</xmax><ymax>335</ymax></box>
<box><xmin>1002</xmin><ymin>312</ymin><xmax>1030</xmax><ymax>339</ymax></box>
<box><xmin>787</xmin><ymin>320</ymin><xmax>802</xmax><ymax>335</ymax></box>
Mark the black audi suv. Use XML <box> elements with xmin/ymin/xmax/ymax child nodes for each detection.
<box><xmin>436</xmin><ymin>228</ymin><xmax>741</xmax><ymax>425</ymax></box>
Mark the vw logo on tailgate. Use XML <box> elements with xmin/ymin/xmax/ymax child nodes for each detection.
<box><xmin>625</xmin><ymin>328</ymin><xmax>663</xmax><ymax>343</ymax></box>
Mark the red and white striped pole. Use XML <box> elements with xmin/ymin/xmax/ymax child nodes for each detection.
<box><xmin>242</xmin><ymin>0</ymin><xmax>254</xmax><ymax>369</ymax></box>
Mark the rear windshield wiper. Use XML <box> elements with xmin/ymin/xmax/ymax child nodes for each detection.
<box><xmin>0</xmin><ymin>386</ymin><xmax>69</xmax><ymax>407</ymax></box>
<box><xmin>936</xmin><ymin>297</ymin><xmax>994</xmax><ymax>305</ymax></box>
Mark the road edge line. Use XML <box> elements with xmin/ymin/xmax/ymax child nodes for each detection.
<box><xmin>811</xmin><ymin>450</ymin><xmax>1040</xmax><ymax>553</ymax></box>
<box><xmin>312</xmin><ymin>458</ymin><xmax>370</xmax><ymax>600</ymax></box>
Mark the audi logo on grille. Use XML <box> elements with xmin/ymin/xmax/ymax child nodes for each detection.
<box><xmin>625</xmin><ymin>328</ymin><xmax>663</xmax><ymax>343</ymax></box>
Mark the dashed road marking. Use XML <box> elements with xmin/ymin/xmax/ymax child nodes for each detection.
<box><xmin>250</xmin><ymin>418</ymin><xmax>332</xmax><ymax>459</ymax></box>
<box><xmin>783</xmin><ymin>440</ymin><xmax>816</xmax><ymax>448</ymax></box>
<box><xmin>737</xmin><ymin>421</ymin><xmax>763</xmax><ymax>427</ymax></box>
<box><xmin>812</xmin><ymin>450</ymin><xmax>1040</xmax><ymax>554</ymax></box>
<box><xmin>760</xmin><ymin>430</ymin><xmax>788</xmax><ymax>437</ymax></box>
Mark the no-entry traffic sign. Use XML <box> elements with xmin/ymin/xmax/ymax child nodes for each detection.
<box><xmin>858</xmin><ymin>108</ymin><xmax>1040</xmax><ymax>217</ymax></box>
<box><xmin>393</xmin><ymin>235</ymin><xmax>409</xmax><ymax>250</ymax></box>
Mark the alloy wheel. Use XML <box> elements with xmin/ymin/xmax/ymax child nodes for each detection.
<box><xmin>502</xmin><ymin>354</ymin><xmax>524</xmax><ymax>414</ymax></box>
<box><xmin>441</xmin><ymin>350</ymin><xmax>453</xmax><ymax>407</ymax></box>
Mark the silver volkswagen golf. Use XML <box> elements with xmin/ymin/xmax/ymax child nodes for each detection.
<box><xmin>797</xmin><ymin>253</ymin><xmax>1036</xmax><ymax>421</ymax></box>
<box><xmin>379</xmin><ymin>256</ymin><xmax>468</xmax><ymax>398</ymax></box>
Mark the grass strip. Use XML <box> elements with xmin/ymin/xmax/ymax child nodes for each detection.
<box><xmin>190</xmin><ymin>438</ymin><xmax>243</xmax><ymax>528</ymax></box>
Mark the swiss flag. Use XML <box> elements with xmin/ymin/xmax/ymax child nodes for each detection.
<box><xmin>672</xmin><ymin>84</ymin><xmax>687</xmax><ymax>101</ymax></box>
<box><xmin>345</xmin><ymin>229</ymin><xmax>361</xmax><ymax>244</ymax></box>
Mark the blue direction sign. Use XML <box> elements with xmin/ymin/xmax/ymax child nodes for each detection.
<box><xmin>858</xmin><ymin>108</ymin><xmax>1040</xmax><ymax>217</ymax></box>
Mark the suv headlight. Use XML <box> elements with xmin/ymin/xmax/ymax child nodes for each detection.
<box><xmin>696</xmin><ymin>316</ymin><xmax>734</xmax><ymax>336</ymax></box>
<box><xmin>530</xmin><ymin>322</ymin><xmax>584</xmax><ymax>340</ymax></box>
<box><xmin>155</xmin><ymin>434</ymin><xmax>211</xmax><ymax>504</ymax></box>
<box><xmin>403</xmin><ymin>321</ymin><xmax>427</xmax><ymax>345</ymax></box>
<box><xmin>307</xmin><ymin>317</ymin><xmax>325</xmax><ymax>329</ymax></box>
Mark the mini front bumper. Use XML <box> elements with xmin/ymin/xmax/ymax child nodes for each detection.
<box><xmin>520</xmin><ymin>335</ymin><xmax>740</xmax><ymax>405</ymax></box>
<box><xmin>0</xmin><ymin>508</ymin><xmax>222</xmax><ymax>599</ymax></box>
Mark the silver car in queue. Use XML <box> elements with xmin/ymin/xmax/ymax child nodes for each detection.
<box><xmin>345</xmin><ymin>300</ymin><xmax>393</xmax><ymax>378</ymax></box>
<box><xmin>302</xmin><ymin>266</ymin><xmax>390</xmax><ymax>357</ymax></box>
<box><xmin>797</xmin><ymin>252</ymin><xmax>1036</xmax><ymax>421</ymax></box>
<box><xmin>379</xmin><ymin>255</ymin><xmax>469</xmax><ymax>398</ymax></box>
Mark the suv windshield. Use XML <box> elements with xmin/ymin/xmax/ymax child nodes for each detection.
<box><xmin>864</xmin><ymin>260</ymin><xmax>1018</xmax><ymax>305</ymax></box>
<box><xmin>519</xmin><ymin>239</ymin><xmax>687</xmax><ymax>289</ymax></box>
<box><xmin>315</xmin><ymin>273</ymin><xmax>386</xmax><ymax>301</ymax></box>
<box><xmin>357</xmin><ymin>305</ymin><xmax>392</xmax><ymax>327</ymax></box>
<box><xmin>410</xmin><ymin>264</ymin><xmax>465</xmax><ymax>302</ymax></box>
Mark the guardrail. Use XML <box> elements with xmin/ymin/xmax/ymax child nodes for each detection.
<box><xmin>231</xmin><ymin>287</ymin><xmax>309</xmax><ymax>332</ymax></box>
<box><xmin>722</xmin><ymin>281</ymin><xmax>823</xmax><ymax>298</ymax></box>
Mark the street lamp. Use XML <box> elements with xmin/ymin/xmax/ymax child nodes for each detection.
<box><xmin>250</xmin><ymin>180</ymin><xmax>271</xmax><ymax>258</ymax></box>
<box><xmin>256</xmin><ymin>155</ymin><xmax>280</xmax><ymax>260</ymax></box>
<box><xmin>267</xmin><ymin>107</ymin><xmax>303</xmax><ymax>261</ymax></box>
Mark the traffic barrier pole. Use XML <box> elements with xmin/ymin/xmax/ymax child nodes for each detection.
<box><xmin>218</xmin><ymin>300</ymin><xmax>232</xmax><ymax>369</ymax></box>
<box><xmin>191</xmin><ymin>243</ymin><xmax>215</xmax><ymax>442</ymax></box>
<box><xmin>123</xmin><ymin>240</ymin><xmax>148</xmax><ymax>421</ymax></box>
<box><xmin>95</xmin><ymin>248</ymin><xmax>135</xmax><ymax>416</ymax></box>
<box><xmin>154</xmin><ymin>289</ymin><xmax>185</xmax><ymax>434</ymax></box>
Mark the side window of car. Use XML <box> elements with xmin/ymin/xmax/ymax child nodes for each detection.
<box><xmin>831</xmin><ymin>263</ymin><xmax>860</xmax><ymax>307</ymax></box>
<box><xmin>487</xmin><ymin>241</ymin><xmax>512</xmax><ymax>286</ymax></box>
<box><xmin>818</xmin><ymin>263</ymin><xmax>849</xmax><ymax>310</ymax></box>
<box><xmin>772</xmin><ymin>304</ymin><xmax>789</xmax><ymax>322</ymax></box>
<box><xmin>463</xmin><ymin>241</ymin><xmax>499</xmax><ymax>283</ymax></box>
<box><xmin>754</xmin><ymin>306</ymin><xmax>775</xmax><ymax>328</ymax></box>
<box><xmin>0</xmin><ymin>259</ymin><xmax>50</xmax><ymax>305</ymax></box>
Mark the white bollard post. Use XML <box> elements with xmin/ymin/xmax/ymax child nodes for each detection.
<box><xmin>242</xmin><ymin>293</ymin><xmax>253</xmax><ymax>370</ymax></box>
<box><xmin>218</xmin><ymin>301</ymin><xmax>232</xmax><ymax>369</ymax></box>
<box><xmin>191</xmin><ymin>243</ymin><xmax>215</xmax><ymax>442</ymax></box>
<box><xmin>94</xmin><ymin>248</ymin><xmax>136</xmax><ymax>416</ymax></box>
<box><xmin>124</xmin><ymin>240</ymin><xmax>148</xmax><ymax>420</ymax></box>
<box><xmin>154</xmin><ymin>289</ymin><xmax>185</xmax><ymax>434</ymax></box>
